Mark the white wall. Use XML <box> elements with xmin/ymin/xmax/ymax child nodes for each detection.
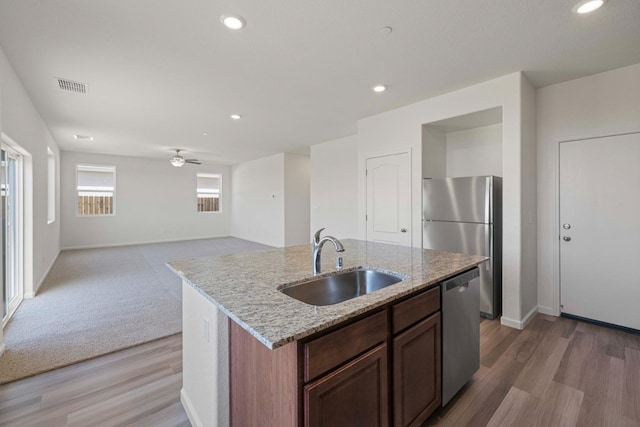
<box><xmin>283</xmin><ymin>153</ymin><xmax>310</xmax><ymax>246</ymax></box>
<box><xmin>520</xmin><ymin>76</ymin><xmax>537</xmax><ymax>322</ymax></box>
<box><xmin>181</xmin><ymin>282</ymin><xmax>229</xmax><ymax>427</ymax></box>
<box><xmin>231</xmin><ymin>153</ymin><xmax>311</xmax><ymax>247</ymax></box>
<box><xmin>61</xmin><ymin>151</ymin><xmax>231</xmax><ymax>249</ymax></box>
<box><xmin>0</xmin><ymin>46</ymin><xmax>60</xmax><ymax>301</ymax></box>
<box><xmin>537</xmin><ymin>63</ymin><xmax>640</xmax><ymax>316</ymax></box>
<box><xmin>356</xmin><ymin>72</ymin><xmax>537</xmax><ymax>329</ymax></box>
<box><xmin>310</xmin><ymin>135</ymin><xmax>358</xmax><ymax>239</ymax></box>
<box><xmin>422</xmin><ymin>126</ymin><xmax>447</xmax><ymax>179</ymax></box>
<box><xmin>231</xmin><ymin>154</ymin><xmax>285</xmax><ymax>247</ymax></box>
<box><xmin>446</xmin><ymin>123</ymin><xmax>503</xmax><ymax>177</ymax></box>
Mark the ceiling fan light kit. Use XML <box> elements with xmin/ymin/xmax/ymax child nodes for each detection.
<box><xmin>170</xmin><ymin>150</ymin><xmax>201</xmax><ymax>167</ymax></box>
<box><xmin>170</xmin><ymin>156</ymin><xmax>185</xmax><ymax>167</ymax></box>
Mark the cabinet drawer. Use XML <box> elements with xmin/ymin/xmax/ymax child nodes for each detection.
<box><xmin>304</xmin><ymin>310</ymin><xmax>387</xmax><ymax>382</ymax></box>
<box><xmin>392</xmin><ymin>287</ymin><xmax>440</xmax><ymax>334</ymax></box>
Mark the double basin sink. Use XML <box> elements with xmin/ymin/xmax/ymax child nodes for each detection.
<box><xmin>279</xmin><ymin>267</ymin><xmax>404</xmax><ymax>306</ymax></box>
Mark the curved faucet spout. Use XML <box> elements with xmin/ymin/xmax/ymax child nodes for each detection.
<box><xmin>314</xmin><ymin>228</ymin><xmax>325</xmax><ymax>243</ymax></box>
<box><xmin>312</xmin><ymin>229</ymin><xmax>345</xmax><ymax>275</ymax></box>
<box><xmin>320</xmin><ymin>236</ymin><xmax>344</xmax><ymax>252</ymax></box>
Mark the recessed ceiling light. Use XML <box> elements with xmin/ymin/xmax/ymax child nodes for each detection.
<box><xmin>572</xmin><ymin>0</ymin><xmax>605</xmax><ymax>14</ymax></box>
<box><xmin>202</xmin><ymin>132</ymin><xmax>208</xmax><ymax>136</ymax></box>
<box><xmin>74</xmin><ymin>134</ymin><xmax>94</xmax><ymax>141</ymax></box>
<box><xmin>372</xmin><ymin>85</ymin><xmax>387</xmax><ymax>93</ymax></box>
<box><xmin>220</xmin><ymin>14</ymin><xmax>246</xmax><ymax>30</ymax></box>
<box><xmin>230</xmin><ymin>114</ymin><xmax>242</xmax><ymax>120</ymax></box>
<box><xmin>380</xmin><ymin>26</ymin><xmax>393</xmax><ymax>35</ymax></box>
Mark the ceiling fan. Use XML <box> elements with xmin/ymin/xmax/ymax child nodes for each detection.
<box><xmin>170</xmin><ymin>149</ymin><xmax>201</xmax><ymax>167</ymax></box>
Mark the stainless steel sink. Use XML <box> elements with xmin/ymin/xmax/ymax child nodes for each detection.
<box><xmin>279</xmin><ymin>267</ymin><xmax>404</xmax><ymax>306</ymax></box>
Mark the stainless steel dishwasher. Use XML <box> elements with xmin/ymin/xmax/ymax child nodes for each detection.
<box><xmin>441</xmin><ymin>267</ymin><xmax>480</xmax><ymax>405</ymax></box>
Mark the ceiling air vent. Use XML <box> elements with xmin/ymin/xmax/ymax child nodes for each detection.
<box><xmin>56</xmin><ymin>77</ymin><xmax>88</xmax><ymax>94</ymax></box>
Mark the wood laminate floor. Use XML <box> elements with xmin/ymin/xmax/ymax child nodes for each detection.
<box><xmin>1</xmin><ymin>314</ymin><xmax>639</xmax><ymax>426</ymax></box>
<box><xmin>0</xmin><ymin>333</ymin><xmax>188</xmax><ymax>427</ymax></box>
<box><xmin>427</xmin><ymin>314</ymin><xmax>640</xmax><ymax>427</ymax></box>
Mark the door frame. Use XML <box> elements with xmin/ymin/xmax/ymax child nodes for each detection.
<box><xmin>549</xmin><ymin>130</ymin><xmax>640</xmax><ymax>317</ymax></box>
<box><xmin>363</xmin><ymin>148</ymin><xmax>413</xmax><ymax>247</ymax></box>
<box><xmin>1</xmin><ymin>142</ymin><xmax>24</xmax><ymax>325</ymax></box>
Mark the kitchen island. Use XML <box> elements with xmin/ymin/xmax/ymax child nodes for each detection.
<box><xmin>169</xmin><ymin>239</ymin><xmax>486</xmax><ymax>427</ymax></box>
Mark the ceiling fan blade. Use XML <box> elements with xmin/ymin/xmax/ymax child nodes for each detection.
<box><xmin>185</xmin><ymin>159</ymin><xmax>201</xmax><ymax>164</ymax></box>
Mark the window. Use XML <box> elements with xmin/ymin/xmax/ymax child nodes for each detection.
<box><xmin>47</xmin><ymin>147</ymin><xmax>55</xmax><ymax>223</ymax></box>
<box><xmin>197</xmin><ymin>173</ymin><xmax>221</xmax><ymax>212</ymax></box>
<box><xmin>77</xmin><ymin>164</ymin><xmax>116</xmax><ymax>215</ymax></box>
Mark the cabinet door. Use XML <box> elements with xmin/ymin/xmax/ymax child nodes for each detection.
<box><xmin>393</xmin><ymin>312</ymin><xmax>441</xmax><ymax>427</ymax></box>
<box><xmin>304</xmin><ymin>344</ymin><xmax>388</xmax><ymax>427</ymax></box>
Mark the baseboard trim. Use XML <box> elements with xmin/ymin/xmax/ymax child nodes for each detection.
<box><xmin>500</xmin><ymin>316</ymin><xmax>521</xmax><ymax>329</ymax></box>
<box><xmin>537</xmin><ymin>305</ymin><xmax>559</xmax><ymax>317</ymax></box>
<box><xmin>521</xmin><ymin>305</ymin><xmax>538</xmax><ymax>328</ymax></box>
<box><xmin>61</xmin><ymin>235</ymin><xmax>232</xmax><ymax>251</ymax></box>
<box><xmin>500</xmin><ymin>306</ymin><xmax>538</xmax><ymax>330</ymax></box>
<box><xmin>181</xmin><ymin>388</ymin><xmax>204</xmax><ymax>427</ymax></box>
<box><xmin>33</xmin><ymin>249</ymin><xmax>61</xmax><ymax>296</ymax></box>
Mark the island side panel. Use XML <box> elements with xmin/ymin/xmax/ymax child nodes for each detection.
<box><xmin>182</xmin><ymin>281</ymin><xmax>230</xmax><ymax>427</ymax></box>
<box><xmin>230</xmin><ymin>320</ymin><xmax>299</xmax><ymax>427</ymax></box>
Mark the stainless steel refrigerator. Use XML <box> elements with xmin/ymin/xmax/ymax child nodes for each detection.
<box><xmin>422</xmin><ymin>176</ymin><xmax>502</xmax><ymax>319</ymax></box>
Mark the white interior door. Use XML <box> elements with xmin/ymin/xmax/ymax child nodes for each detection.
<box><xmin>366</xmin><ymin>152</ymin><xmax>411</xmax><ymax>246</ymax></box>
<box><xmin>559</xmin><ymin>132</ymin><xmax>640</xmax><ymax>330</ymax></box>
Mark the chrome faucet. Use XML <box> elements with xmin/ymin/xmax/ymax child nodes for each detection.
<box><xmin>312</xmin><ymin>228</ymin><xmax>345</xmax><ymax>275</ymax></box>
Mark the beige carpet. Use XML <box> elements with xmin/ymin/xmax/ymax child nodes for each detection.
<box><xmin>0</xmin><ymin>237</ymin><xmax>269</xmax><ymax>385</ymax></box>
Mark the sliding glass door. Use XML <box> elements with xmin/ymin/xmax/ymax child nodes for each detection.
<box><xmin>2</xmin><ymin>146</ymin><xmax>22</xmax><ymax>324</ymax></box>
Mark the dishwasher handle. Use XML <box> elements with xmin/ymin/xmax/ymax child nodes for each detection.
<box><xmin>442</xmin><ymin>267</ymin><xmax>480</xmax><ymax>292</ymax></box>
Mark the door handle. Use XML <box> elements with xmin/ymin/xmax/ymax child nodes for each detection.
<box><xmin>400</xmin><ymin>228</ymin><xmax>407</xmax><ymax>233</ymax></box>
<box><xmin>563</xmin><ymin>236</ymin><xmax>571</xmax><ymax>242</ymax></box>
<box><xmin>485</xmin><ymin>225</ymin><xmax>491</xmax><ymax>271</ymax></box>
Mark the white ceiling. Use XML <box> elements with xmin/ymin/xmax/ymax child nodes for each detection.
<box><xmin>0</xmin><ymin>0</ymin><xmax>639</xmax><ymax>165</ymax></box>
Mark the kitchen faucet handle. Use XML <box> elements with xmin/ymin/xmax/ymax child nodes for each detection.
<box><xmin>313</xmin><ymin>228</ymin><xmax>325</xmax><ymax>244</ymax></box>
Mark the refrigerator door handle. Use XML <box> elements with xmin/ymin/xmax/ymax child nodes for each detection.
<box><xmin>485</xmin><ymin>225</ymin><xmax>492</xmax><ymax>271</ymax></box>
<box><xmin>485</xmin><ymin>176</ymin><xmax>492</xmax><ymax>224</ymax></box>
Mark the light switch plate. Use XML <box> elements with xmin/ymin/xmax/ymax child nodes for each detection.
<box><xmin>203</xmin><ymin>318</ymin><xmax>210</xmax><ymax>343</ymax></box>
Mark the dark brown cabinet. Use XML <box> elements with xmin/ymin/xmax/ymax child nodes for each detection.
<box><xmin>303</xmin><ymin>310</ymin><xmax>387</xmax><ymax>382</ymax></box>
<box><xmin>305</xmin><ymin>344</ymin><xmax>388</xmax><ymax>427</ymax></box>
<box><xmin>230</xmin><ymin>286</ymin><xmax>442</xmax><ymax>427</ymax></box>
<box><xmin>393</xmin><ymin>312</ymin><xmax>441</xmax><ymax>427</ymax></box>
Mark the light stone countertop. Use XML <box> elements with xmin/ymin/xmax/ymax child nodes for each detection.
<box><xmin>168</xmin><ymin>239</ymin><xmax>486</xmax><ymax>350</ymax></box>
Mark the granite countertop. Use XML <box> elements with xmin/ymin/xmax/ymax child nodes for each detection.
<box><xmin>168</xmin><ymin>239</ymin><xmax>486</xmax><ymax>350</ymax></box>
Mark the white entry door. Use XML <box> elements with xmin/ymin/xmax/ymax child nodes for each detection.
<box><xmin>366</xmin><ymin>152</ymin><xmax>411</xmax><ymax>246</ymax></box>
<box><xmin>559</xmin><ymin>132</ymin><xmax>640</xmax><ymax>330</ymax></box>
